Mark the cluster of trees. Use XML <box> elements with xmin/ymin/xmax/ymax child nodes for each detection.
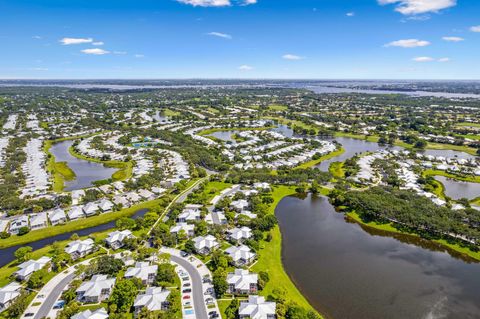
<box><xmin>331</xmin><ymin>186</ymin><xmax>480</xmax><ymax>249</ymax></box>
<box><xmin>225</xmin><ymin>167</ymin><xmax>331</xmax><ymax>185</ymax></box>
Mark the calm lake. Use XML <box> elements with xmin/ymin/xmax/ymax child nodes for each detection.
<box><xmin>277</xmin><ymin>194</ymin><xmax>480</xmax><ymax>319</ymax></box>
<box><xmin>434</xmin><ymin>176</ymin><xmax>480</xmax><ymax>200</ymax></box>
<box><xmin>0</xmin><ymin>208</ymin><xmax>149</xmax><ymax>268</ymax></box>
<box><xmin>50</xmin><ymin>140</ymin><xmax>117</xmax><ymax>191</ymax></box>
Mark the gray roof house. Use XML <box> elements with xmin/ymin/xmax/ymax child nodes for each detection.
<box><xmin>124</xmin><ymin>262</ymin><xmax>158</xmax><ymax>285</ymax></box>
<box><xmin>76</xmin><ymin>275</ymin><xmax>116</xmax><ymax>303</ymax></box>
<box><xmin>133</xmin><ymin>287</ymin><xmax>170</xmax><ymax>314</ymax></box>
<box><xmin>48</xmin><ymin>208</ymin><xmax>67</xmax><ymax>225</ymax></box>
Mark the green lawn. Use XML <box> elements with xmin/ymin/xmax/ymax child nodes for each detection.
<box><xmin>251</xmin><ymin>185</ymin><xmax>320</xmax><ymax>315</ymax></box>
<box><xmin>0</xmin><ymin>199</ymin><xmax>165</xmax><ymax>249</ymax></box>
<box><xmin>455</xmin><ymin>122</ymin><xmax>480</xmax><ymax>128</ymax></box>
<box><xmin>163</xmin><ymin>108</ymin><xmax>181</xmax><ymax>117</ymax></box>
<box><xmin>268</xmin><ymin>104</ymin><xmax>288</xmax><ymax>111</ymax></box>
<box><xmin>294</xmin><ymin>147</ymin><xmax>345</xmax><ymax>169</ymax></box>
<box><xmin>203</xmin><ymin>181</ymin><xmax>233</xmax><ymax>202</ymax></box>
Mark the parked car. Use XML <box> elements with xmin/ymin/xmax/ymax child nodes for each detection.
<box><xmin>183</xmin><ymin>288</ymin><xmax>192</xmax><ymax>293</ymax></box>
<box><xmin>183</xmin><ymin>295</ymin><xmax>191</xmax><ymax>300</ymax></box>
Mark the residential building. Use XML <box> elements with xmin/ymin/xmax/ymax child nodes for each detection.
<box><xmin>71</xmin><ymin>308</ymin><xmax>109</xmax><ymax>319</ymax></box>
<box><xmin>125</xmin><ymin>262</ymin><xmax>158</xmax><ymax>285</ymax></box>
<box><xmin>48</xmin><ymin>208</ymin><xmax>67</xmax><ymax>225</ymax></box>
<box><xmin>65</xmin><ymin>239</ymin><xmax>95</xmax><ymax>260</ymax></box>
<box><xmin>133</xmin><ymin>287</ymin><xmax>170</xmax><ymax>314</ymax></box>
<box><xmin>29</xmin><ymin>212</ymin><xmax>48</xmax><ymax>230</ymax></box>
<box><xmin>227</xmin><ymin>227</ymin><xmax>252</xmax><ymax>244</ymax></box>
<box><xmin>225</xmin><ymin>245</ymin><xmax>256</xmax><ymax>267</ymax></box>
<box><xmin>68</xmin><ymin>206</ymin><xmax>85</xmax><ymax>220</ymax></box>
<box><xmin>239</xmin><ymin>295</ymin><xmax>276</xmax><ymax>319</ymax></box>
<box><xmin>76</xmin><ymin>275</ymin><xmax>116</xmax><ymax>303</ymax></box>
<box><xmin>0</xmin><ymin>282</ymin><xmax>22</xmax><ymax>310</ymax></box>
<box><xmin>105</xmin><ymin>230</ymin><xmax>133</xmax><ymax>250</ymax></box>
<box><xmin>9</xmin><ymin>215</ymin><xmax>29</xmax><ymax>234</ymax></box>
<box><xmin>227</xmin><ymin>269</ymin><xmax>258</xmax><ymax>295</ymax></box>
<box><xmin>98</xmin><ymin>199</ymin><xmax>114</xmax><ymax>213</ymax></box>
<box><xmin>15</xmin><ymin>256</ymin><xmax>52</xmax><ymax>281</ymax></box>
<box><xmin>193</xmin><ymin>235</ymin><xmax>219</xmax><ymax>255</ymax></box>
<box><xmin>170</xmin><ymin>223</ymin><xmax>195</xmax><ymax>237</ymax></box>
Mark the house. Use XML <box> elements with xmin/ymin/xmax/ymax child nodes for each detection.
<box><xmin>98</xmin><ymin>185</ymin><xmax>113</xmax><ymax>194</ymax></box>
<box><xmin>98</xmin><ymin>199</ymin><xmax>114</xmax><ymax>213</ymax></box>
<box><xmin>65</xmin><ymin>239</ymin><xmax>95</xmax><ymax>260</ymax></box>
<box><xmin>133</xmin><ymin>287</ymin><xmax>170</xmax><ymax>314</ymax></box>
<box><xmin>138</xmin><ymin>189</ymin><xmax>154</xmax><ymax>200</ymax></box>
<box><xmin>68</xmin><ymin>206</ymin><xmax>85</xmax><ymax>220</ymax></box>
<box><xmin>193</xmin><ymin>235</ymin><xmax>219</xmax><ymax>255</ymax></box>
<box><xmin>170</xmin><ymin>223</ymin><xmax>195</xmax><ymax>237</ymax></box>
<box><xmin>0</xmin><ymin>220</ymin><xmax>8</xmax><ymax>233</ymax></box>
<box><xmin>71</xmin><ymin>190</ymin><xmax>85</xmax><ymax>205</ymax></box>
<box><xmin>125</xmin><ymin>262</ymin><xmax>158</xmax><ymax>285</ymax></box>
<box><xmin>230</xmin><ymin>199</ymin><xmax>249</xmax><ymax>212</ymax></box>
<box><xmin>83</xmin><ymin>202</ymin><xmax>99</xmax><ymax>216</ymax></box>
<box><xmin>227</xmin><ymin>227</ymin><xmax>252</xmax><ymax>244</ymax></box>
<box><xmin>253</xmin><ymin>182</ymin><xmax>270</xmax><ymax>190</ymax></box>
<box><xmin>9</xmin><ymin>215</ymin><xmax>29</xmax><ymax>234</ymax></box>
<box><xmin>112</xmin><ymin>181</ymin><xmax>125</xmax><ymax>192</ymax></box>
<box><xmin>125</xmin><ymin>192</ymin><xmax>141</xmax><ymax>203</ymax></box>
<box><xmin>105</xmin><ymin>230</ymin><xmax>133</xmax><ymax>250</ymax></box>
<box><xmin>225</xmin><ymin>245</ymin><xmax>256</xmax><ymax>267</ymax></box>
<box><xmin>29</xmin><ymin>212</ymin><xmax>48</xmax><ymax>230</ymax></box>
<box><xmin>151</xmin><ymin>187</ymin><xmax>166</xmax><ymax>195</ymax></box>
<box><xmin>177</xmin><ymin>204</ymin><xmax>202</xmax><ymax>223</ymax></box>
<box><xmin>227</xmin><ymin>269</ymin><xmax>258</xmax><ymax>295</ymax></box>
<box><xmin>239</xmin><ymin>295</ymin><xmax>276</xmax><ymax>319</ymax></box>
<box><xmin>76</xmin><ymin>275</ymin><xmax>116</xmax><ymax>303</ymax></box>
<box><xmin>0</xmin><ymin>282</ymin><xmax>22</xmax><ymax>310</ymax></box>
<box><xmin>48</xmin><ymin>208</ymin><xmax>67</xmax><ymax>225</ymax></box>
<box><xmin>15</xmin><ymin>256</ymin><xmax>52</xmax><ymax>281</ymax></box>
<box><xmin>113</xmin><ymin>195</ymin><xmax>130</xmax><ymax>208</ymax></box>
<box><xmin>71</xmin><ymin>308</ymin><xmax>109</xmax><ymax>319</ymax></box>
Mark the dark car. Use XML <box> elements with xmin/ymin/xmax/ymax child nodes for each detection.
<box><xmin>183</xmin><ymin>288</ymin><xmax>192</xmax><ymax>293</ymax></box>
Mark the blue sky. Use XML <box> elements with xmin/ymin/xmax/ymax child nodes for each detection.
<box><xmin>0</xmin><ymin>0</ymin><xmax>479</xmax><ymax>79</ymax></box>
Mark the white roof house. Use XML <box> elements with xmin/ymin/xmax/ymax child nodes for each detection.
<box><xmin>68</xmin><ymin>206</ymin><xmax>85</xmax><ymax>220</ymax></box>
<box><xmin>125</xmin><ymin>262</ymin><xmax>158</xmax><ymax>285</ymax></box>
<box><xmin>227</xmin><ymin>227</ymin><xmax>252</xmax><ymax>243</ymax></box>
<box><xmin>170</xmin><ymin>223</ymin><xmax>195</xmax><ymax>237</ymax></box>
<box><xmin>138</xmin><ymin>189</ymin><xmax>154</xmax><ymax>200</ymax></box>
<box><xmin>65</xmin><ymin>239</ymin><xmax>95</xmax><ymax>260</ymax></box>
<box><xmin>48</xmin><ymin>208</ymin><xmax>67</xmax><ymax>225</ymax></box>
<box><xmin>239</xmin><ymin>295</ymin><xmax>276</xmax><ymax>319</ymax></box>
<box><xmin>113</xmin><ymin>195</ymin><xmax>130</xmax><ymax>208</ymax></box>
<box><xmin>193</xmin><ymin>235</ymin><xmax>219</xmax><ymax>255</ymax></box>
<box><xmin>76</xmin><ymin>275</ymin><xmax>116</xmax><ymax>303</ymax></box>
<box><xmin>15</xmin><ymin>256</ymin><xmax>52</xmax><ymax>280</ymax></box>
<box><xmin>231</xmin><ymin>199</ymin><xmax>249</xmax><ymax>211</ymax></box>
<box><xmin>29</xmin><ymin>212</ymin><xmax>48</xmax><ymax>230</ymax></box>
<box><xmin>83</xmin><ymin>202</ymin><xmax>99</xmax><ymax>216</ymax></box>
<box><xmin>0</xmin><ymin>282</ymin><xmax>22</xmax><ymax>309</ymax></box>
<box><xmin>225</xmin><ymin>245</ymin><xmax>256</xmax><ymax>267</ymax></box>
<box><xmin>9</xmin><ymin>215</ymin><xmax>29</xmax><ymax>234</ymax></box>
<box><xmin>98</xmin><ymin>199</ymin><xmax>114</xmax><ymax>213</ymax></box>
<box><xmin>106</xmin><ymin>230</ymin><xmax>133</xmax><ymax>250</ymax></box>
<box><xmin>0</xmin><ymin>220</ymin><xmax>8</xmax><ymax>233</ymax></box>
<box><xmin>177</xmin><ymin>205</ymin><xmax>202</xmax><ymax>222</ymax></box>
<box><xmin>227</xmin><ymin>269</ymin><xmax>258</xmax><ymax>295</ymax></box>
<box><xmin>133</xmin><ymin>287</ymin><xmax>170</xmax><ymax>313</ymax></box>
<box><xmin>71</xmin><ymin>308</ymin><xmax>108</xmax><ymax>319</ymax></box>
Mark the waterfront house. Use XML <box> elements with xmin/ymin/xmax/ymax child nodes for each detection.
<box><xmin>29</xmin><ymin>212</ymin><xmax>48</xmax><ymax>230</ymax></box>
<box><xmin>48</xmin><ymin>208</ymin><xmax>67</xmax><ymax>225</ymax></box>
<box><xmin>105</xmin><ymin>230</ymin><xmax>133</xmax><ymax>250</ymax></box>
<box><xmin>113</xmin><ymin>195</ymin><xmax>130</xmax><ymax>208</ymax></box>
<box><xmin>9</xmin><ymin>215</ymin><xmax>29</xmax><ymax>234</ymax></box>
<box><xmin>15</xmin><ymin>256</ymin><xmax>52</xmax><ymax>281</ymax></box>
<box><xmin>124</xmin><ymin>262</ymin><xmax>158</xmax><ymax>285</ymax></box>
<box><xmin>227</xmin><ymin>269</ymin><xmax>258</xmax><ymax>295</ymax></box>
<box><xmin>98</xmin><ymin>199</ymin><xmax>114</xmax><ymax>213</ymax></box>
<box><xmin>239</xmin><ymin>295</ymin><xmax>276</xmax><ymax>319</ymax></box>
<box><xmin>0</xmin><ymin>282</ymin><xmax>22</xmax><ymax>311</ymax></box>
<box><xmin>83</xmin><ymin>202</ymin><xmax>99</xmax><ymax>216</ymax></box>
<box><xmin>138</xmin><ymin>189</ymin><xmax>155</xmax><ymax>200</ymax></box>
<box><xmin>71</xmin><ymin>308</ymin><xmax>108</xmax><ymax>319</ymax></box>
<box><xmin>65</xmin><ymin>238</ymin><xmax>95</xmax><ymax>260</ymax></box>
<box><xmin>225</xmin><ymin>245</ymin><xmax>256</xmax><ymax>267</ymax></box>
<box><xmin>76</xmin><ymin>275</ymin><xmax>116</xmax><ymax>303</ymax></box>
<box><xmin>133</xmin><ymin>287</ymin><xmax>170</xmax><ymax>314</ymax></box>
<box><xmin>68</xmin><ymin>206</ymin><xmax>85</xmax><ymax>220</ymax></box>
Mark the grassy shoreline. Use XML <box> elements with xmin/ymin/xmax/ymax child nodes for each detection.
<box><xmin>347</xmin><ymin>211</ymin><xmax>480</xmax><ymax>261</ymax></box>
<box><xmin>295</xmin><ymin>147</ymin><xmax>345</xmax><ymax>169</ymax></box>
<box><xmin>251</xmin><ymin>185</ymin><xmax>322</xmax><ymax>316</ymax></box>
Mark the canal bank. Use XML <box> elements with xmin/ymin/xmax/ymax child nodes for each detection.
<box><xmin>276</xmin><ymin>194</ymin><xmax>480</xmax><ymax>319</ymax></box>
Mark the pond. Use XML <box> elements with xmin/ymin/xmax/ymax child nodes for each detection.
<box><xmin>207</xmin><ymin>130</ymin><xmax>241</xmax><ymax>142</ymax></box>
<box><xmin>153</xmin><ymin>110</ymin><xmax>171</xmax><ymax>123</ymax></box>
<box><xmin>277</xmin><ymin>194</ymin><xmax>480</xmax><ymax>319</ymax></box>
<box><xmin>434</xmin><ymin>176</ymin><xmax>480</xmax><ymax>200</ymax></box>
<box><xmin>0</xmin><ymin>208</ymin><xmax>149</xmax><ymax>268</ymax></box>
<box><xmin>50</xmin><ymin>140</ymin><xmax>117</xmax><ymax>191</ymax></box>
<box><xmin>315</xmin><ymin>137</ymin><xmax>401</xmax><ymax>171</ymax></box>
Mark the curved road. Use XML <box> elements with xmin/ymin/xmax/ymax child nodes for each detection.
<box><xmin>170</xmin><ymin>254</ymin><xmax>209</xmax><ymax>319</ymax></box>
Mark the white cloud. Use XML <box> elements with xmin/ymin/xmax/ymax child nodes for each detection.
<box><xmin>378</xmin><ymin>0</ymin><xmax>456</xmax><ymax>15</ymax></box>
<box><xmin>242</xmin><ymin>0</ymin><xmax>257</xmax><ymax>4</ymax></box>
<box><xmin>438</xmin><ymin>57</ymin><xmax>450</xmax><ymax>62</ymax></box>
<box><xmin>134</xmin><ymin>54</ymin><xmax>145</xmax><ymax>58</ymax></box>
<box><xmin>470</xmin><ymin>25</ymin><xmax>480</xmax><ymax>32</ymax></box>
<box><xmin>177</xmin><ymin>0</ymin><xmax>231</xmax><ymax>7</ymax></box>
<box><xmin>113</xmin><ymin>51</ymin><xmax>127</xmax><ymax>55</ymax></box>
<box><xmin>238</xmin><ymin>65</ymin><xmax>253</xmax><ymax>70</ymax></box>
<box><xmin>385</xmin><ymin>39</ymin><xmax>430</xmax><ymax>48</ymax></box>
<box><xmin>346</xmin><ymin>12</ymin><xmax>355</xmax><ymax>17</ymax></box>
<box><xmin>207</xmin><ymin>32</ymin><xmax>232</xmax><ymax>39</ymax></box>
<box><xmin>32</xmin><ymin>67</ymin><xmax>48</xmax><ymax>71</ymax></box>
<box><xmin>442</xmin><ymin>36</ymin><xmax>464</xmax><ymax>42</ymax></box>
<box><xmin>60</xmin><ymin>37</ymin><xmax>93</xmax><ymax>45</ymax></box>
<box><xmin>32</xmin><ymin>35</ymin><xmax>42</xmax><ymax>39</ymax></box>
<box><xmin>92</xmin><ymin>41</ymin><xmax>104</xmax><ymax>46</ymax></box>
<box><xmin>282</xmin><ymin>54</ymin><xmax>304</xmax><ymax>60</ymax></box>
<box><xmin>412</xmin><ymin>56</ymin><xmax>434</xmax><ymax>62</ymax></box>
<box><xmin>81</xmin><ymin>48</ymin><xmax>110</xmax><ymax>55</ymax></box>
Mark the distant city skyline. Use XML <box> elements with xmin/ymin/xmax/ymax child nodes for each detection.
<box><xmin>0</xmin><ymin>0</ymin><xmax>479</xmax><ymax>79</ymax></box>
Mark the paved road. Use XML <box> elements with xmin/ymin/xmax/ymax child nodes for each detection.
<box><xmin>170</xmin><ymin>255</ymin><xmax>209</xmax><ymax>319</ymax></box>
<box><xmin>34</xmin><ymin>271</ymin><xmax>75</xmax><ymax>319</ymax></box>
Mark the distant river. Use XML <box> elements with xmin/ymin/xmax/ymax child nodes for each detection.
<box><xmin>277</xmin><ymin>194</ymin><xmax>480</xmax><ymax>319</ymax></box>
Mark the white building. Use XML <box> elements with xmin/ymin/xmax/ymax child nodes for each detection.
<box><xmin>225</xmin><ymin>245</ymin><xmax>256</xmax><ymax>267</ymax></box>
<box><xmin>15</xmin><ymin>256</ymin><xmax>52</xmax><ymax>281</ymax></box>
<box><xmin>71</xmin><ymin>308</ymin><xmax>109</xmax><ymax>319</ymax></box>
<box><xmin>65</xmin><ymin>238</ymin><xmax>95</xmax><ymax>260</ymax></box>
<box><xmin>105</xmin><ymin>230</ymin><xmax>133</xmax><ymax>250</ymax></box>
<box><xmin>239</xmin><ymin>295</ymin><xmax>276</xmax><ymax>319</ymax></box>
<box><xmin>193</xmin><ymin>235</ymin><xmax>219</xmax><ymax>255</ymax></box>
<box><xmin>125</xmin><ymin>262</ymin><xmax>158</xmax><ymax>285</ymax></box>
<box><xmin>227</xmin><ymin>269</ymin><xmax>258</xmax><ymax>295</ymax></box>
<box><xmin>76</xmin><ymin>275</ymin><xmax>116</xmax><ymax>303</ymax></box>
<box><xmin>133</xmin><ymin>287</ymin><xmax>170</xmax><ymax>314</ymax></box>
<box><xmin>0</xmin><ymin>282</ymin><xmax>22</xmax><ymax>310</ymax></box>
